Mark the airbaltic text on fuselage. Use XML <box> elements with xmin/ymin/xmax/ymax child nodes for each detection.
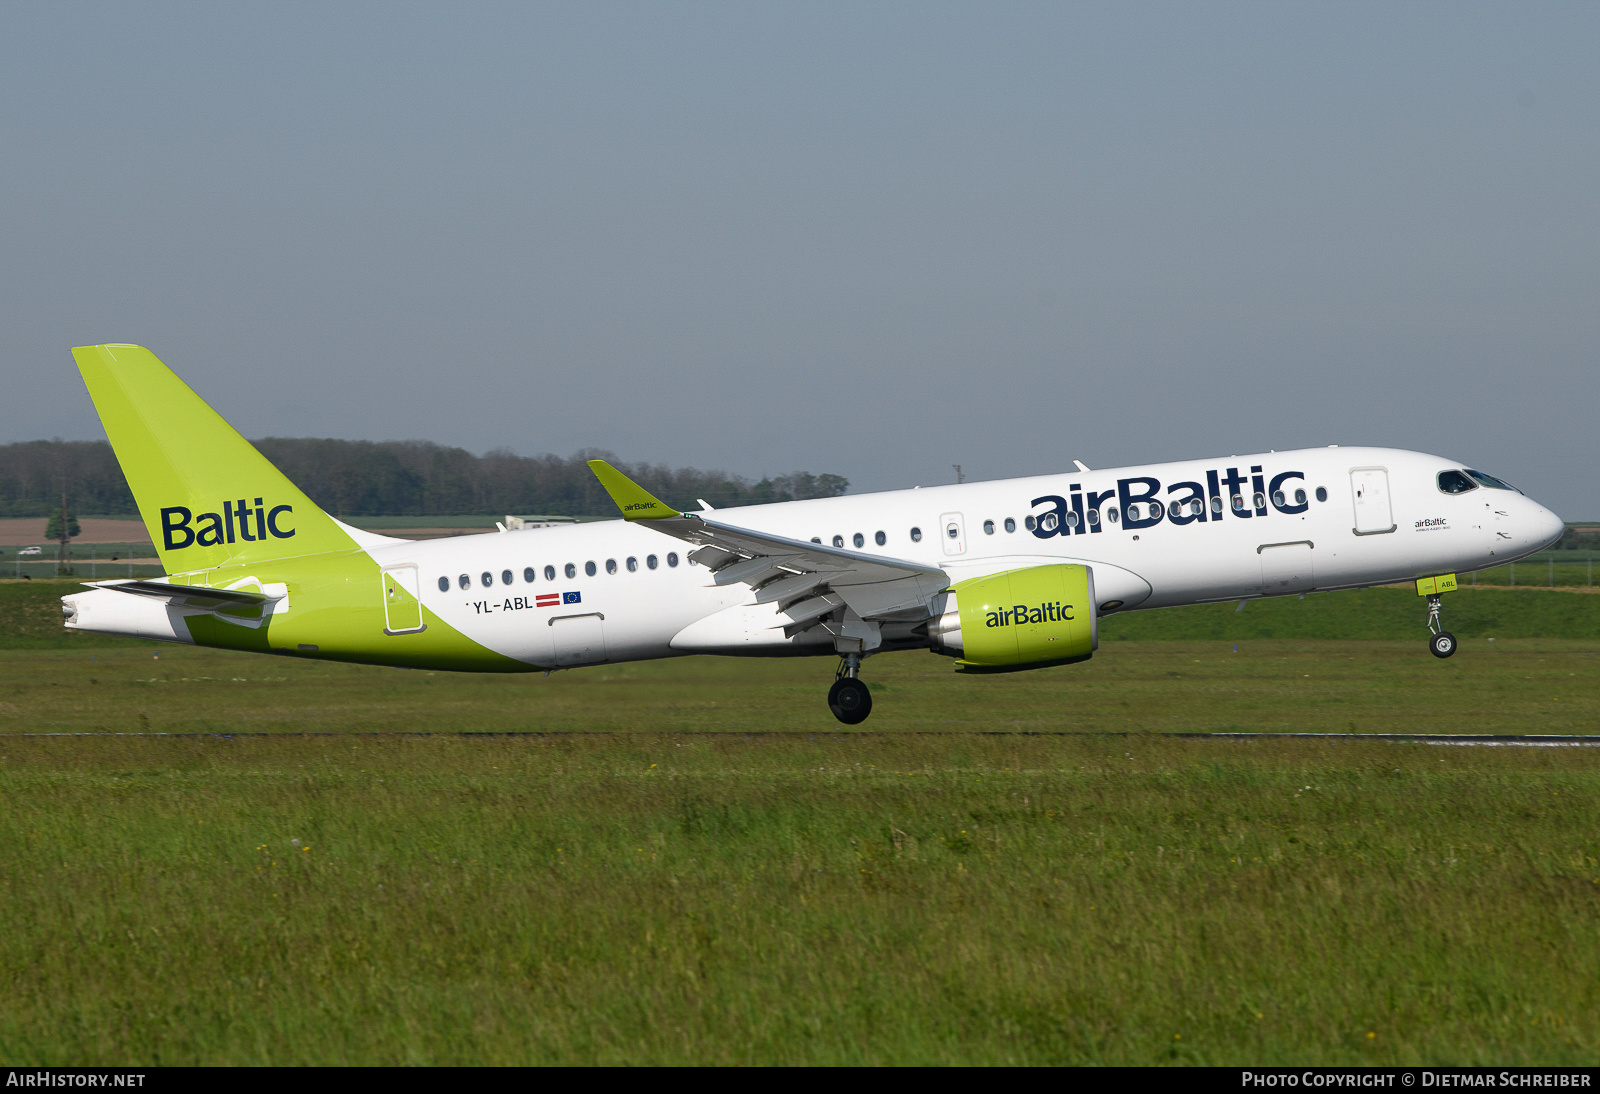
<box><xmin>1028</xmin><ymin>466</ymin><xmax>1308</xmax><ymax>537</ymax></box>
<box><xmin>986</xmin><ymin>601</ymin><xmax>1075</xmax><ymax>628</ymax></box>
<box><xmin>161</xmin><ymin>501</ymin><xmax>294</xmax><ymax>550</ymax></box>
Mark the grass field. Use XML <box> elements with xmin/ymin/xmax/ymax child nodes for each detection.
<box><xmin>2</xmin><ymin>582</ymin><xmax>1599</xmax><ymax>1064</ymax></box>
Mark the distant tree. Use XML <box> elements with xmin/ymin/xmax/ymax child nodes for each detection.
<box><xmin>1557</xmin><ymin>525</ymin><xmax>1600</xmax><ymax>552</ymax></box>
<box><xmin>2</xmin><ymin>438</ymin><xmax>850</xmax><ymax>518</ymax></box>
<box><xmin>44</xmin><ymin>509</ymin><xmax>79</xmax><ymax>542</ymax></box>
<box><xmin>0</xmin><ymin>440</ymin><xmax>136</xmax><ymax>517</ymax></box>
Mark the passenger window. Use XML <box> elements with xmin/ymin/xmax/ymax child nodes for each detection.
<box><xmin>605</xmin><ymin>559</ymin><xmax>617</xmax><ymax>575</ymax></box>
<box><xmin>523</xmin><ymin>567</ymin><xmax>536</xmax><ymax>583</ymax></box>
<box><xmin>1271</xmin><ymin>491</ymin><xmax>1285</xmax><ymax>507</ymax></box>
<box><xmin>1126</xmin><ymin>504</ymin><xmax>1140</xmax><ymax>521</ymax></box>
<box><xmin>874</xmin><ymin>530</ymin><xmax>886</xmax><ymax>546</ymax></box>
<box><xmin>1438</xmin><ymin>470</ymin><xmax>1477</xmax><ymax>494</ymax></box>
<box><xmin>1087</xmin><ymin>509</ymin><xmax>1099</xmax><ymax>526</ymax></box>
<box><xmin>833</xmin><ymin>535</ymin><xmax>844</xmax><ymax>548</ymax></box>
<box><xmin>667</xmin><ymin>552</ymin><xmax>679</xmax><ymax>567</ymax></box>
<box><xmin>564</xmin><ymin>563</ymin><xmax>576</xmax><ymax>579</ymax></box>
<box><xmin>647</xmin><ymin>554</ymin><xmax>658</xmax><ymax>570</ymax></box>
<box><xmin>1252</xmin><ymin>492</ymin><xmax>1266</xmax><ymax>509</ymax></box>
<box><xmin>853</xmin><ymin>533</ymin><xmax>864</xmax><ymax>548</ymax></box>
<box><xmin>910</xmin><ymin>527</ymin><xmax>923</xmax><ymax>542</ymax></box>
<box><xmin>1210</xmin><ymin>496</ymin><xmax>1223</xmax><ymax>514</ymax></box>
<box><xmin>810</xmin><ymin>537</ymin><xmax>821</xmax><ymax>544</ymax></box>
<box><xmin>1231</xmin><ymin>494</ymin><xmax>1245</xmax><ymax>511</ymax></box>
<box><xmin>501</xmin><ymin>569</ymin><xmax>513</xmax><ymax>585</ymax></box>
<box><xmin>1315</xmin><ymin>487</ymin><xmax>1328</xmax><ymax>502</ymax></box>
<box><xmin>1168</xmin><ymin>502</ymin><xmax>1181</xmax><ymax>519</ymax></box>
<box><xmin>627</xmin><ymin>557</ymin><xmax>638</xmax><ymax>572</ymax></box>
<box><xmin>1065</xmin><ymin>511</ymin><xmax>1080</xmax><ymax>528</ymax></box>
<box><xmin>545</xmin><ymin>565</ymin><xmax>556</xmax><ymax>581</ymax></box>
<box><xmin>458</xmin><ymin>574</ymin><xmax>471</xmax><ymax>590</ymax></box>
<box><xmin>1294</xmin><ymin>489</ymin><xmax>1307</xmax><ymax>506</ymax></box>
<box><xmin>1107</xmin><ymin>508</ymin><xmax>1120</xmax><ymax>524</ymax></box>
<box><xmin>1004</xmin><ymin>517</ymin><xmax>1015</xmax><ymax>533</ymax></box>
<box><xmin>983</xmin><ymin>520</ymin><xmax>995</xmax><ymax>535</ymax></box>
<box><xmin>1190</xmin><ymin>499</ymin><xmax>1203</xmax><ymax>516</ymax></box>
<box><xmin>1024</xmin><ymin>516</ymin><xmax>1036</xmax><ymax>531</ymax></box>
<box><xmin>438</xmin><ymin>576</ymin><xmax>450</xmax><ymax>593</ymax></box>
<box><xmin>585</xmin><ymin>561</ymin><xmax>597</xmax><ymax>577</ymax></box>
<box><xmin>480</xmin><ymin>572</ymin><xmax>492</xmax><ymax>587</ymax></box>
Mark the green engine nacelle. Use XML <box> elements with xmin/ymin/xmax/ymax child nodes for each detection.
<box><xmin>927</xmin><ymin>564</ymin><xmax>1098</xmax><ymax>673</ymax></box>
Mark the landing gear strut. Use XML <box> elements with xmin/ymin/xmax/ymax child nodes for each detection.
<box><xmin>828</xmin><ymin>652</ymin><xmax>873</xmax><ymax>725</ymax></box>
<box><xmin>1426</xmin><ymin>595</ymin><xmax>1456</xmax><ymax>659</ymax></box>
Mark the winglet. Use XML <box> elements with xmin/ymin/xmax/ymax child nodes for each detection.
<box><xmin>587</xmin><ymin>460</ymin><xmax>681</xmax><ymax>520</ymax></box>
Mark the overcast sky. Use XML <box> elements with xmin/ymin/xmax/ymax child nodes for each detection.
<box><xmin>3</xmin><ymin>2</ymin><xmax>1596</xmax><ymax>514</ymax></box>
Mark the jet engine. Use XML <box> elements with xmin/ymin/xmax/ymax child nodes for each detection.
<box><xmin>925</xmin><ymin>564</ymin><xmax>1097</xmax><ymax>673</ymax></box>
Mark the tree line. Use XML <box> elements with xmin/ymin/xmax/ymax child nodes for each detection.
<box><xmin>0</xmin><ymin>438</ymin><xmax>848</xmax><ymax>518</ymax></box>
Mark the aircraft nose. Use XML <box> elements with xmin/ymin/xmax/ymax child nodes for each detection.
<box><xmin>1529</xmin><ymin>503</ymin><xmax>1564</xmax><ymax>550</ymax></box>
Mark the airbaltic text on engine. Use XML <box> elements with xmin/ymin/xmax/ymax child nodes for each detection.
<box><xmin>987</xmin><ymin>601</ymin><xmax>1075</xmax><ymax>627</ymax></box>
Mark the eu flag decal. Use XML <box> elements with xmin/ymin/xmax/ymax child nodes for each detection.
<box><xmin>563</xmin><ymin>591</ymin><xmax>582</xmax><ymax>604</ymax></box>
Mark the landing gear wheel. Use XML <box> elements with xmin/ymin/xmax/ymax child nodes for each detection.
<box><xmin>1430</xmin><ymin>631</ymin><xmax>1457</xmax><ymax>659</ymax></box>
<box><xmin>828</xmin><ymin>677</ymin><xmax>873</xmax><ymax>725</ymax></box>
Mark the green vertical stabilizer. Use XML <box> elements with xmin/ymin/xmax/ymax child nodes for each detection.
<box><xmin>72</xmin><ymin>344</ymin><xmax>358</xmax><ymax>574</ymax></box>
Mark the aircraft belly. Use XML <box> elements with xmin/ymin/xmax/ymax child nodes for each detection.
<box><xmin>450</xmin><ymin>606</ymin><xmax>683</xmax><ymax>666</ymax></box>
<box><xmin>671</xmin><ymin>601</ymin><xmax>834</xmax><ymax>654</ymax></box>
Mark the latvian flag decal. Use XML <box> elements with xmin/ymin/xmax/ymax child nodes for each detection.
<box><xmin>536</xmin><ymin>591</ymin><xmax>582</xmax><ymax>608</ymax></box>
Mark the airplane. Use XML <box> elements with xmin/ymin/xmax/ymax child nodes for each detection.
<box><xmin>60</xmin><ymin>344</ymin><xmax>1565</xmax><ymax>725</ymax></box>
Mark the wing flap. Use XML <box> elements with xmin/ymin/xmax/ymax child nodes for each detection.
<box><xmin>753</xmin><ymin>570</ymin><xmax>844</xmax><ymax>605</ymax></box>
<box><xmin>712</xmin><ymin>554</ymin><xmax>804</xmax><ymax>587</ymax></box>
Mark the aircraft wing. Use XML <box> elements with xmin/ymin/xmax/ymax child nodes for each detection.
<box><xmin>588</xmin><ymin>460</ymin><xmax>949</xmax><ymax>626</ymax></box>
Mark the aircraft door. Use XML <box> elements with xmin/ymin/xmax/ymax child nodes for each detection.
<box><xmin>550</xmin><ymin>612</ymin><xmax>607</xmax><ymax>666</ymax></box>
<box><xmin>1259</xmin><ymin>541</ymin><xmax>1315</xmax><ymax>595</ymax></box>
<box><xmin>940</xmin><ymin>512</ymin><xmax>966</xmax><ymax>556</ymax></box>
<box><xmin>381</xmin><ymin>565</ymin><xmax>425</xmax><ymax>634</ymax></box>
<box><xmin>1350</xmin><ymin>468</ymin><xmax>1396</xmax><ymax>535</ymax></box>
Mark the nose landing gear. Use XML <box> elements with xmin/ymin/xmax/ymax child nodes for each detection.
<box><xmin>1416</xmin><ymin>575</ymin><xmax>1459</xmax><ymax>659</ymax></box>
<box><xmin>1425</xmin><ymin>594</ymin><xmax>1456</xmax><ymax>659</ymax></box>
<box><xmin>828</xmin><ymin>652</ymin><xmax>873</xmax><ymax>724</ymax></box>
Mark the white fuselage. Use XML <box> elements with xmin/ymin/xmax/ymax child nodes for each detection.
<box><xmin>364</xmin><ymin>446</ymin><xmax>1564</xmax><ymax>668</ymax></box>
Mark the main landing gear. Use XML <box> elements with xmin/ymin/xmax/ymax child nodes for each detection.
<box><xmin>1426</xmin><ymin>595</ymin><xmax>1456</xmax><ymax>659</ymax></box>
<box><xmin>828</xmin><ymin>652</ymin><xmax>873</xmax><ymax>725</ymax></box>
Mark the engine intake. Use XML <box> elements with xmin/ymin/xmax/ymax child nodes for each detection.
<box><xmin>928</xmin><ymin>564</ymin><xmax>1097</xmax><ymax>673</ymax></box>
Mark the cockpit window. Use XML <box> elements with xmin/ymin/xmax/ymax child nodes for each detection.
<box><xmin>1437</xmin><ymin>470</ymin><xmax>1477</xmax><ymax>495</ymax></box>
<box><xmin>1464</xmin><ymin>469</ymin><xmax>1520</xmax><ymax>493</ymax></box>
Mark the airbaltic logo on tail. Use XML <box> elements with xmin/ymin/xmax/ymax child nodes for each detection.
<box><xmin>161</xmin><ymin>500</ymin><xmax>294</xmax><ymax>551</ymax></box>
<box><xmin>986</xmin><ymin>601</ymin><xmax>1075</xmax><ymax>628</ymax></box>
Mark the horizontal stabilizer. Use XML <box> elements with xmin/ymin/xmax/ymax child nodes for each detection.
<box><xmin>85</xmin><ymin>579</ymin><xmax>272</xmax><ymax>611</ymax></box>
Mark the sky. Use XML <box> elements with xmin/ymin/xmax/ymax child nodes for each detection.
<box><xmin>3</xmin><ymin>1</ymin><xmax>1597</xmax><ymax>514</ymax></box>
